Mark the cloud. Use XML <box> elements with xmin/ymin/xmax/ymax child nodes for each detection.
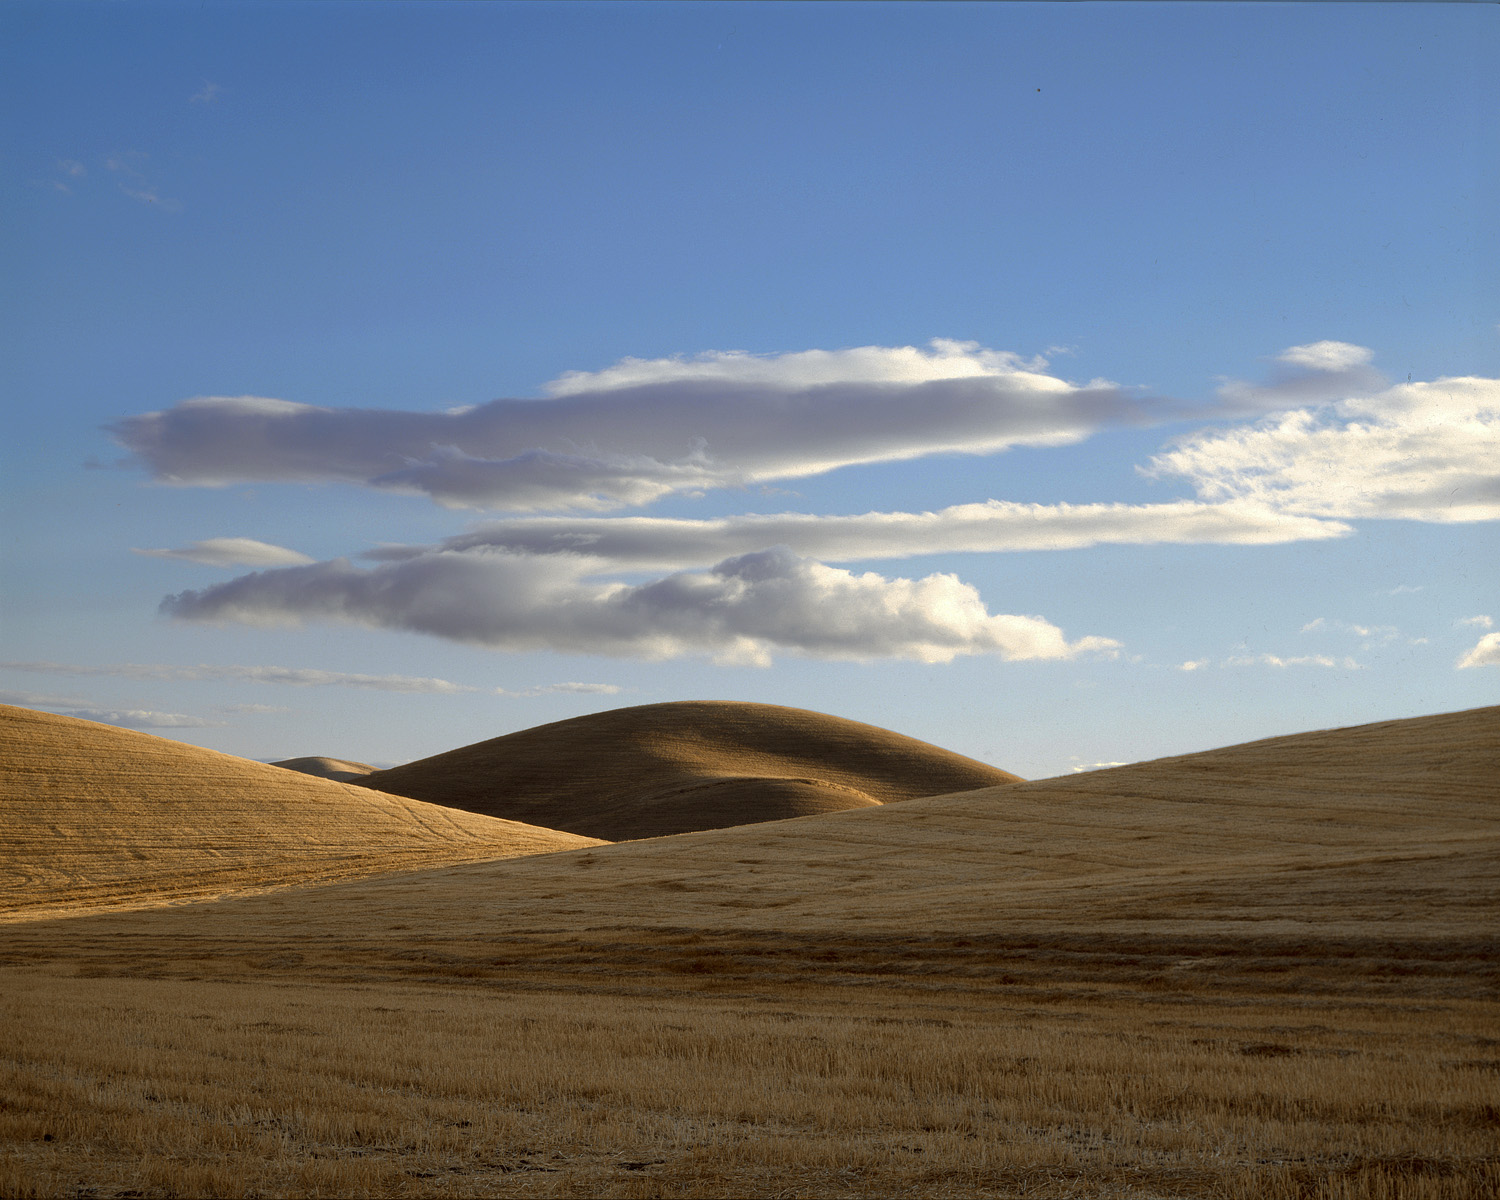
<box><xmin>133</xmin><ymin>537</ymin><xmax>316</xmax><ymax>568</ymax></box>
<box><xmin>0</xmin><ymin>661</ymin><xmax>477</xmax><ymax>694</ymax></box>
<box><xmin>1276</xmin><ymin>341</ymin><xmax>1375</xmax><ymax>372</ymax></box>
<box><xmin>385</xmin><ymin>499</ymin><xmax>1350</xmax><ymax>572</ymax></box>
<box><xmin>1177</xmin><ymin>659</ymin><xmax>1210</xmax><ymax>671</ymax></box>
<box><xmin>1147</xmin><ymin>374</ymin><xmax>1500</xmax><ymax>523</ymax></box>
<box><xmin>1223</xmin><ymin>653</ymin><xmax>1360</xmax><ymax>669</ymax></box>
<box><xmin>190</xmin><ymin>82</ymin><xmax>221</xmax><ymax>104</ymax></box>
<box><xmin>159</xmin><ymin>546</ymin><xmax>1121</xmax><ymax>667</ymax></box>
<box><xmin>1071</xmin><ymin>761</ymin><xmax>1129</xmax><ymax>773</ymax></box>
<box><xmin>214</xmin><ymin>703</ymin><xmax>289</xmax><ymax>714</ymax></box>
<box><xmin>1215</xmin><ymin>341</ymin><xmax>1385</xmax><ymax>413</ymax></box>
<box><xmin>59</xmin><ymin>708</ymin><xmax>224</xmax><ymax>729</ymax></box>
<box><xmin>1457</xmin><ymin>615</ymin><xmax>1494</xmax><ymax>629</ymax></box>
<box><xmin>109</xmin><ymin>340</ymin><xmax>1158</xmax><ymax>511</ymax></box>
<box><xmin>0</xmin><ymin>689</ymin><xmax>222</xmax><ymax>728</ymax></box>
<box><xmin>105</xmin><ymin>151</ymin><xmax>181</xmax><ymax>211</ymax></box>
<box><xmin>1300</xmin><ymin>618</ymin><xmax>1399</xmax><ymax>643</ymax></box>
<box><xmin>1457</xmin><ymin>632</ymin><xmax>1500</xmax><ymax>669</ymax></box>
<box><xmin>496</xmin><ymin>682</ymin><xmax>622</xmax><ymax>697</ymax></box>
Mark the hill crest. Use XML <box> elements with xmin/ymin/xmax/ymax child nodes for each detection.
<box><xmin>362</xmin><ymin>700</ymin><xmax>1020</xmax><ymax>841</ymax></box>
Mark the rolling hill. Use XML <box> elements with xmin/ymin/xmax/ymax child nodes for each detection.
<box><xmin>59</xmin><ymin>702</ymin><xmax>1490</xmax><ymax>948</ymax></box>
<box><xmin>270</xmin><ymin>755</ymin><xmax>379</xmax><ymax>782</ymax></box>
<box><xmin>360</xmin><ymin>700</ymin><xmax>1019</xmax><ymax>840</ymax></box>
<box><xmin>0</xmin><ymin>704</ymin><xmax>601</xmax><ymax>921</ymax></box>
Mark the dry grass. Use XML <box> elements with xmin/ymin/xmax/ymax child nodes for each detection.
<box><xmin>0</xmin><ymin>705</ymin><xmax>601</xmax><ymax>922</ymax></box>
<box><xmin>269</xmin><ymin>756</ymin><xmax>378</xmax><ymax>782</ymax></box>
<box><xmin>2</xmin><ymin>703</ymin><xmax>1497</xmax><ymax>1196</ymax></box>
<box><xmin>2</xmin><ymin>937</ymin><xmax>1496</xmax><ymax>1198</ymax></box>
<box><xmin>361</xmin><ymin>700</ymin><xmax>1019</xmax><ymax>840</ymax></box>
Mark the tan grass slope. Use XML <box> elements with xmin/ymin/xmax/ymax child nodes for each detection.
<box><xmin>250</xmin><ymin>703</ymin><xmax>1500</xmax><ymax>942</ymax></box>
<box><xmin>0</xmin><ymin>705</ymin><xmax>601</xmax><ymax>922</ymax></box>
<box><xmin>361</xmin><ymin>700</ymin><xmax>1019</xmax><ymax>841</ymax></box>
<box><xmin>270</xmin><ymin>755</ymin><xmax>378</xmax><ymax>782</ymax></box>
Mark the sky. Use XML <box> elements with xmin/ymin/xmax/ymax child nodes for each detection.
<box><xmin>2</xmin><ymin>1</ymin><xmax>1496</xmax><ymax>779</ymax></box>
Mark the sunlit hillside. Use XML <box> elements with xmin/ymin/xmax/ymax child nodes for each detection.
<box><xmin>0</xmin><ymin>705</ymin><xmax>601</xmax><ymax>922</ymax></box>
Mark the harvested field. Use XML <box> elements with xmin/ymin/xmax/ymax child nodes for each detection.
<box><xmin>1</xmin><ymin>703</ymin><xmax>1496</xmax><ymax>1197</ymax></box>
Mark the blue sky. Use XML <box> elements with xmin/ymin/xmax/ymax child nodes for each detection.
<box><xmin>3</xmin><ymin>2</ymin><xmax>1496</xmax><ymax>778</ymax></box>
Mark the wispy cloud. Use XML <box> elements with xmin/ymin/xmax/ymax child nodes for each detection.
<box><xmin>1071</xmin><ymin>760</ymin><xmax>1129</xmax><ymax>773</ymax></box>
<box><xmin>0</xmin><ymin>661</ymin><xmax>478</xmax><ymax>694</ymax></box>
<box><xmin>158</xmin><ymin>546</ymin><xmax>1122</xmax><ymax>667</ymax></box>
<box><xmin>0</xmin><ymin>689</ymin><xmax>222</xmax><ymax>729</ymax></box>
<box><xmin>1457</xmin><ymin>614</ymin><xmax>1494</xmax><ymax>629</ymax></box>
<box><xmin>1299</xmin><ymin>617</ymin><xmax>1399</xmax><ymax>644</ymax></box>
<box><xmin>109</xmin><ymin>341</ymin><xmax>1163</xmax><ymax>511</ymax></box>
<box><xmin>373</xmin><ymin>499</ymin><xmax>1348</xmax><ymax>573</ymax></box>
<box><xmin>1222</xmin><ymin>653</ymin><xmax>1360</xmax><ymax>669</ymax></box>
<box><xmin>134</xmin><ymin>538</ymin><xmax>315</xmax><ymax>568</ymax></box>
<box><xmin>1457</xmin><ymin>632</ymin><xmax>1500</xmax><ymax>669</ymax></box>
<box><xmin>189</xmin><ymin>81</ymin><xmax>221</xmax><ymax>104</ymax></box>
<box><xmin>496</xmin><ymin>682</ymin><xmax>622</xmax><ymax>697</ymax></box>
<box><xmin>105</xmin><ymin>150</ymin><xmax>181</xmax><ymax>211</ymax></box>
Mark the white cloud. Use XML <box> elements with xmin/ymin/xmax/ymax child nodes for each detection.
<box><xmin>0</xmin><ymin>689</ymin><xmax>222</xmax><ymax>729</ymax></box>
<box><xmin>1177</xmin><ymin>659</ymin><xmax>1210</xmax><ymax>671</ymax></box>
<box><xmin>190</xmin><ymin>81</ymin><xmax>221</xmax><ymax>104</ymax></box>
<box><xmin>1457</xmin><ymin>632</ymin><xmax>1500</xmax><ymax>669</ymax></box>
<box><xmin>133</xmin><ymin>537</ymin><xmax>316</xmax><ymax>568</ymax></box>
<box><xmin>1276</xmin><ymin>341</ymin><xmax>1375</xmax><ymax>372</ymax></box>
<box><xmin>158</xmin><ymin>546</ymin><xmax>1121</xmax><ymax>667</ymax></box>
<box><xmin>1300</xmin><ymin>618</ymin><xmax>1399</xmax><ymax>643</ymax></box>
<box><xmin>109</xmin><ymin>341</ymin><xmax>1154</xmax><ymax>512</ymax></box>
<box><xmin>215</xmin><ymin>703</ymin><xmax>289</xmax><ymax>714</ymax></box>
<box><xmin>0</xmin><ymin>661</ymin><xmax>477</xmax><ymax>694</ymax></box>
<box><xmin>1071</xmin><ymin>761</ymin><xmax>1129</xmax><ymax>773</ymax></box>
<box><xmin>380</xmin><ymin>499</ymin><xmax>1349</xmax><ymax>573</ymax></box>
<box><xmin>496</xmin><ymin>682</ymin><xmax>622</xmax><ymax>697</ymax></box>
<box><xmin>1457</xmin><ymin>615</ymin><xmax>1494</xmax><ymax>629</ymax></box>
<box><xmin>1223</xmin><ymin>653</ymin><xmax>1360</xmax><ymax>669</ymax></box>
<box><xmin>1147</xmin><ymin>376</ymin><xmax>1500</xmax><ymax>523</ymax></box>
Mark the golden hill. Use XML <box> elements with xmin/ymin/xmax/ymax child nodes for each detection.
<box><xmin>361</xmin><ymin>700</ymin><xmax>1019</xmax><ymax>840</ymax></box>
<box><xmin>67</xmin><ymin>702</ymin><xmax>1491</xmax><ymax>948</ymax></box>
<box><xmin>0</xmin><ymin>704</ymin><xmax>601</xmax><ymax>922</ymax></box>
<box><xmin>270</xmin><ymin>755</ymin><xmax>378</xmax><ymax>782</ymax></box>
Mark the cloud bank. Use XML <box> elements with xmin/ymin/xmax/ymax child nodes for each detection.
<box><xmin>0</xmin><ymin>689</ymin><xmax>222</xmax><ymax>729</ymax></box>
<box><xmin>1149</xmin><ymin>375</ymin><xmax>1500</xmax><ymax>523</ymax></box>
<box><xmin>110</xmin><ymin>340</ymin><xmax>1150</xmax><ymax>511</ymax></box>
<box><xmin>160</xmin><ymin>547</ymin><xmax>1120</xmax><ymax>667</ymax></box>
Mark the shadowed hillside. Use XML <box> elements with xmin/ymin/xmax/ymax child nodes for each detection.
<box><xmin>270</xmin><ymin>756</ymin><xmax>378</xmax><ymax>782</ymax></box>
<box><xmin>360</xmin><ymin>700</ymin><xmax>1019</xmax><ymax>840</ymax></box>
<box><xmin>0</xmin><ymin>705</ymin><xmax>601</xmax><ymax>921</ymax></box>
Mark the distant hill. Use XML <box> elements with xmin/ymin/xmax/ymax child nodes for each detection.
<box><xmin>271</xmin><ymin>756</ymin><xmax>378</xmax><ymax>782</ymax></box>
<box><xmin>361</xmin><ymin>700</ymin><xmax>1020</xmax><ymax>841</ymax></box>
<box><xmin>0</xmin><ymin>705</ymin><xmax>601</xmax><ymax>921</ymax></box>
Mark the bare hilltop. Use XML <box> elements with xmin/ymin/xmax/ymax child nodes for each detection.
<box><xmin>359</xmin><ymin>699</ymin><xmax>1019</xmax><ymax>841</ymax></box>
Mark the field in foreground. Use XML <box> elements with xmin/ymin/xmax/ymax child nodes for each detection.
<box><xmin>1</xmin><ymin>704</ymin><xmax>1497</xmax><ymax>1197</ymax></box>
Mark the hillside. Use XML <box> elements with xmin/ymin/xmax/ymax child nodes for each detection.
<box><xmin>270</xmin><ymin>755</ymin><xmax>378</xmax><ymax>782</ymax></box>
<box><xmin>80</xmin><ymin>702</ymin><xmax>1494</xmax><ymax>947</ymax></box>
<box><xmin>360</xmin><ymin>700</ymin><xmax>1019</xmax><ymax>840</ymax></box>
<box><xmin>0</xmin><ymin>705</ymin><xmax>601</xmax><ymax>921</ymax></box>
